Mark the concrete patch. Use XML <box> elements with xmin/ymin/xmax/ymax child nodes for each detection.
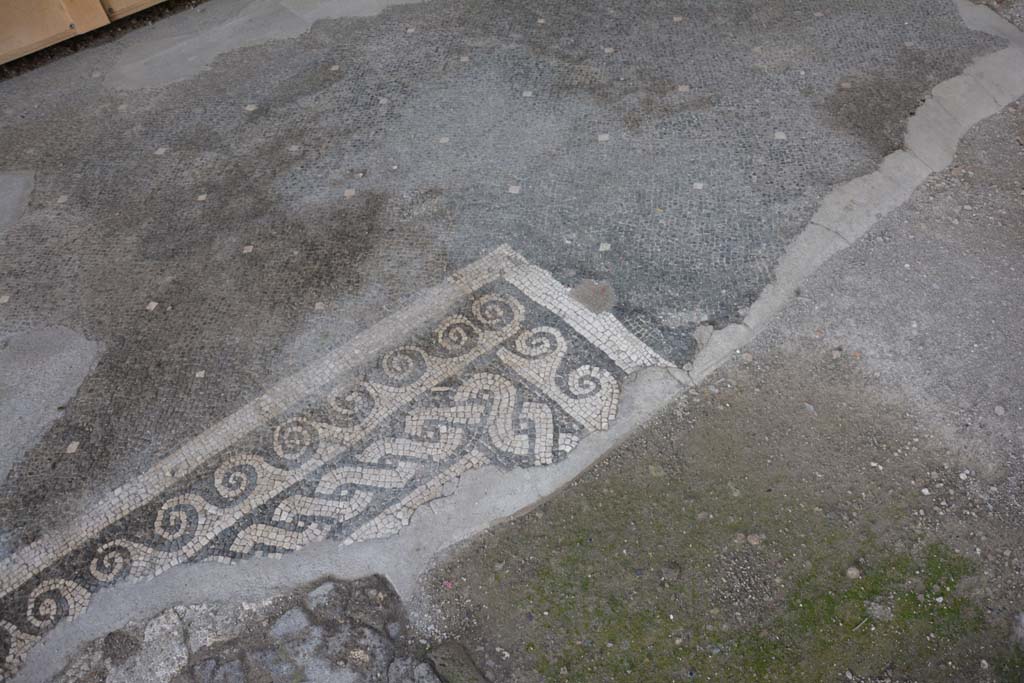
<box><xmin>810</xmin><ymin>154</ymin><xmax>921</xmax><ymax>241</ymax></box>
<box><xmin>965</xmin><ymin>47</ymin><xmax>1024</xmax><ymax>105</ymax></box>
<box><xmin>0</xmin><ymin>327</ymin><xmax>100</xmax><ymax>485</ymax></box>
<box><xmin>957</xmin><ymin>0</ymin><xmax>1024</xmax><ymax>48</ymax></box>
<box><xmin>931</xmin><ymin>73</ymin><xmax>1003</xmax><ymax>130</ymax></box>
<box><xmin>107</xmin><ymin>0</ymin><xmax>425</xmax><ymax>89</ymax></box>
<box><xmin>905</xmin><ymin>96</ymin><xmax>968</xmax><ymax>171</ymax></box>
<box><xmin>0</xmin><ymin>172</ymin><xmax>32</xmax><ymax>237</ymax></box>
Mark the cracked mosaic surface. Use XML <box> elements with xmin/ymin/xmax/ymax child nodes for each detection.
<box><xmin>0</xmin><ymin>246</ymin><xmax>669</xmax><ymax>679</ymax></box>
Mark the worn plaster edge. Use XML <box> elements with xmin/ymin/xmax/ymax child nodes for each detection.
<box><xmin>687</xmin><ymin>42</ymin><xmax>1024</xmax><ymax>384</ymax></box>
<box><xmin>12</xmin><ymin>366</ymin><xmax>685</xmax><ymax>683</ymax></box>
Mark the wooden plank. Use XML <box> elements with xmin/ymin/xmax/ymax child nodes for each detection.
<box><xmin>64</xmin><ymin>0</ymin><xmax>111</xmax><ymax>32</ymax></box>
<box><xmin>100</xmin><ymin>0</ymin><xmax>166</xmax><ymax>21</ymax></box>
<box><xmin>0</xmin><ymin>0</ymin><xmax>76</xmax><ymax>65</ymax></box>
<box><xmin>0</xmin><ymin>0</ymin><xmax>110</xmax><ymax>65</ymax></box>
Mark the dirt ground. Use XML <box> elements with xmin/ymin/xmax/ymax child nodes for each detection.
<box><xmin>425</xmin><ymin>344</ymin><xmax>1024</xmax><ymax>682</ymax></box>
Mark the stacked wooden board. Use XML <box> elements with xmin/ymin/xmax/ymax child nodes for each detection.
<box><xmin>0</xmin><ymin>0</ymin><xmax>167</xmax><ymax>65</ymax></box>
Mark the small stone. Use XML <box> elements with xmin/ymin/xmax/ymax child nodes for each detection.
<box><xmin>438</xmin><ymin>137</ymin><xmax>450</xmax><ymax>144</ymax></box>
<box><xmin>0</xmin><ymin>294</ymin><xmax>9</xmax><ymax>304</ymax></box>
<box><xmin>604</xmin><ymin>47</ymin><xmax>615</xmax><ymax>54</ymax></box>
<box><xmin>537</xmin><ymin>18</ymin><xmax>545</xmax><ymax>24</ymax></box>
<box><xmin>692</xmin><ymin>182</ymin><xmax>705</xmax><ymax>190</ymax></box>
<box><xmin>243</xmin><ymin>104</ymin><xmax>258</xmax><ymax>112</ymax></box>
<box><xmin>196</xmin><ymin>193</ymin><xmax>207</xmax><ymax>201</ymax></box>
<box><xmin>314</xmin><ymin>302</ymin><xmax>325</xmax><ymax>311</ymax></box>
<box><xmin>305</xmin><ymin>582</ymin><xmax>336</xmax><ymax>611</ymax></box>
<box><xmin>840</xmin><ymin>81</ymin><xmax>852</xmax><ymax>89</ymax></box>
<box><xmin>832</xmin><ymin>349</ymin><xmax>842</xmax><ymax>359</ymax></box>
<box><xmin>508</xmin><ymin>185</ymin><xmax>521</xmax><ymax>194</ymax></box>
<box><xmin>288</xmin><ymin>144</ymin><xmax>300</xmax><ymax>152</ymax></box>
<box><xmin>459</xmin><ymin>56</ymin><xmax>470</xmax><ymax>62</ymax></box>
<box><xmin>522</xmin><ymin>90</ymin><xmax>533</xmax><ymax>97</ymax></box>
<box><xmin>242</xmin><ymin>245</ymin><xmax>254</xmax><ymax>254</ymax></box>
<box><xmin>774</xmin><ymin>131</ymin><xmax>787</xmax><ymax>140</ymax></box>
<box><xmin>597</xmin><ymin>133</ymin><xmax>610</xmax><ymax>142</ymax></box>
<box><xmin>673</xmin><ymin>15</ymin><xmax>684</xmax><ymax>22</ymax></box>
<box><xmin>677</xmin><ymin>84</ymin><xmax>691</xmax><ymax>93</ymax></box>
<box><xmin>866</xmin><ymin>601</ymin><xmax>892</xmax><ymax>621</ymax></box>
<box><xmin>57</xmin><ymin>195</ymin><xmax>69</xmax><ymax>204</ymax></box>
<box><xmin>344</xmin><ymin>188</ymin><xmax>356</xmax><ymax>198</ymax></box>
<box><xmin>329</xmin><ymin>64</ymin><xmax>340</xmax><ymax>71</ymax></box>
<box><xmin>813</xmin><ymin>11</ymin><xmax>824</xmax><ymax>17</ymax></box>
<box><xmin>994</xmin><ymin>405</ymin><xmax>1006</xmax><ymax>416</ymax></box>
<box><xmin>406</xmin><ymin>27</ymin><xmax>416</xmax><ymax>33</ymax></box>
<box><xmin>195</xmin><ymin>370</ymin><xmax>205</xmax><ymax>378</ymax></box>
<box><xmin>598</xmin><ymin>242</ymin><xmax>611</xmax><ymax>252</ymax></box>
<box><xmin>270</xmin><ymin>608</ymin><xmax>309</xmax><ymax>639</ymax></box>
<box><xmin>66</xmin><ymin>441</ymin><xmax>80</xmax><ymax>454</ymax></box>
<box><xmin>741</xmin><ymin>352</ymin><xmax>753</xmax><ymax>363</ymax></box>
<box><xmin>846</xmin><ymin>566</ymin><xmax>861</xmax><ymax>579</ymax></box>
<box><xmin>154</xmin><ymin>147</ymin><xmax>168</xmax><ymax>155</ymax></box>
<box><xmin>146</xmin><ymin>301</ymin><xmax>159</xmax><ymax>311</ymax></box>
<box><xmin>921</xmin><ymin>487</ymin><xmax>931</xmax><ymax>496</ymax></box>
<box><xmin>747</xmin><ymin>534</ymin><xmax>763</xmax><ymax>546</ymax></box>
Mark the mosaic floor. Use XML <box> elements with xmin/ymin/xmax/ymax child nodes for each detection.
<box><xmin>0</xmin><ymin>246</ymin><xmax>670</xmax><ymax>679</ymax></box>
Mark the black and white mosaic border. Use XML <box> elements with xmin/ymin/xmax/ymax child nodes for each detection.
<box><xmin>0</xmin><ymin>245</ymin><xmax>670</xmax><ymax>679</ymax></box>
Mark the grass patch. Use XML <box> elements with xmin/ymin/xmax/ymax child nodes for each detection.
<box><xmin>532</xmin><ymin>543</ymin><xmax>988</xmax><ymax>682</ymax></box>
